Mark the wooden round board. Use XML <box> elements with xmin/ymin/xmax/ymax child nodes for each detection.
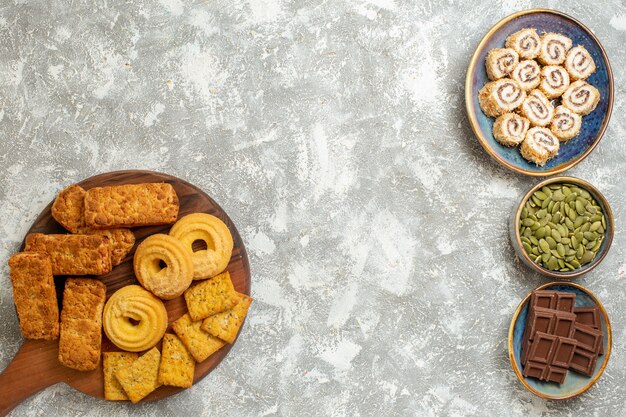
<box><xmin>0</xmin><ymin>170</ymin><xmax>251</xmax><ymax>416</ymax></box>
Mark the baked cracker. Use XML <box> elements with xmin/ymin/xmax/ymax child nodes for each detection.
<box><xmin>103</xmin><ymin>352</ymin><xmax>139</xmax><ymax>401</ymax></box>
<box><xmin>171</xmin><ymin>313</ymin><xmax>225</xmax><ymax>362</ymax></box>
<box><xmin>184</xmin><ymin>271</ymin><xmax>240</xmax><ymax>321</ymax></box>
<box><xmin>201</xmin><ymin>293</ymin><xmax>252</xmax><ymax>344</ymax></box>
<box><xmin>115</xmin><ymin>347</ymin><xmax>162</xmax><ymax>403</ymax></box>
<box><xmin>158</xmin><ymin>333</ymin><xmax>195</xmax><ymax>388</ymax></box>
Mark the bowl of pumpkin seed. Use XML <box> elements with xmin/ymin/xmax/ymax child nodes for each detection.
<box><xmin>512</xmin><ymin>176</ymin><xmax>614</xmax><ymax>278</ymax></box>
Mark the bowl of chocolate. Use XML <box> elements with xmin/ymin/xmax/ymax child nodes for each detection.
<box><xmin>508</xmin><ymin>282</ymin><xmax>611</xmax><ymax>400</ymax></box>
<box><xmin>511</xmin><ymin>176</ymin><xmax>614</xmax><ymax>279</ymax></box>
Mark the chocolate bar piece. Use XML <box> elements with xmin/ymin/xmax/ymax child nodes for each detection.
<box><xmin>570</xmin><ymin>348</ymin><xmax>597</xmax><ymax>376</ymax></box>
<box><xmin>571</xmin><ymin>323</ymin><xmax>602</xmax><ymax>353</ymax></box>
<box><xmin>529</xmin><ymin>290</ymin><xmax>558</xmax><ymax>309</ymax></box>
<box><xmin>523</xmin><ymin>361</ymin><xmax>568</xmax><ymax>384</ymax></box>
<box><xmin>553</xmin><ymin>311</ymin><xmax>576</xmax><ymax>338</ymax></box>
<box><xmin>551</xmin><ymin>337</ymin><xmax>577</xmax><ymax>368</ymax></box>
<box><xmin>574</xmin><ymin>307</ymin><xmax>601</xmax><ymax>329</ymax></box>
<box><xmin>524</xmin><ymin>332</ymin><xmax>576</xmax><ymax>383</ymax></box>
<box><xmin>555</xmin><ymin>292</ymin><xmax>576</xmax><ymax>312</ymax></box>
<box><xmin>521</xmin><ymin>307</ymin><xmax>575</xmax><ymax>366</ymax></box>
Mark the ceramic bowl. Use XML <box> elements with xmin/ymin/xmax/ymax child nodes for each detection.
<box><xmin>509</xmin><ymin>281</ymin><xmax>611</xmax><ymax>400</ymax></box>
<box><xmin>511</xmin><ymin>176</ymin><xmax>613</xmax><ymax>279</ymax></box>
<box><xmin>465</xmin><ymin>9</ymin><xmax>613</xmax><ymax>176</ymax></box>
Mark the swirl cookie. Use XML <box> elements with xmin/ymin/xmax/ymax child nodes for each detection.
<box><xmin>538</xmin><ymin>33</ymin><xmax>572</xmax><ymax>65</ymax></box>
<box><xmin>485</xmin><ymin>48</ymin><xmax>519</xmax><ymax>80</ymax></box>
<box><xmin>565</xmin><ymin>45</ymin><xmax>596</xmax><ymax>80</ymax></box>
<box><xmin>551</xmin><ymin>105</ymin><xmax>582</xmax><ymax>142</ymax></box>
<box><xmin>134</xmin><ymin>234</ymin><xmax>194</xmax><ymax>300</ymax></box>
<box><xmin>519</xmin><ymin>89</ymin><xmax>555</xmax><ymax>127</ymax></box>
<box><xmin>520</xmin><ymin>127</ymin><xmax>560</xmax><ymax>166</ymax></box>
<box><xmin>479</xmin><ymin>79</ymin><xmax>526</xmax><ymax>117</ymax></box>
<box><xmin>169</xmin><ymin>213</ymin><xmax>234</xmax><ymax>280</ymax></box>
<box><xmin>562</xmin><ymin>80</ymin><xmax>600</xmax><ymax>115</ymax></box>
<box><xmin>103</xmin><ymin>285</ymin><xmax>168</xmax><ymax>352</ymax></box>
<box><xmin>539</xmin><ymin>65</ymin><xmax>570</xmax><ymax>99</ymax></box>
<box><xmin>505</xmin><ymin>28</ymin><xmax>541</xmax><ymax>59</ymax></box>
<box><xmin>492</xmin><ymin>113</ymin><xmax>530</xmax><ymax>147</ymax></box>
<box><xmin>510</xmin><ymin>60</ymin><xmax>541</xmax><ymax>91</ymax></box>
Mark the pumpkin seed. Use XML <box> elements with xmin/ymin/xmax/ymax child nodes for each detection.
<box><xmin>535</xmin><ymin>227</ymin><xmax>546</xmax><ymax>239</ymax></box>
<box><xmin>522</xmin><ymin>218</ymin><xmax>534</xmax><ymax>227</ymax></box>
<box><xmin>580</xmin><ymin>250</ymin><xmax>594</xmax><ymax>265</ymax></box>
<box><xmin>590</xmin><ymin>221</ymin><xmax>601</xmax><ymax>232</ymax></box>
<box><xmin>539</xmin><ymin>239</ymin><xmax>550</xmax><ymax>253</ymax></box>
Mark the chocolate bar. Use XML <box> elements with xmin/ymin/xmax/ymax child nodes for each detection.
<box><xmin>520</xmin><ymin>289</ymin><xmax>605</xmax><ymax>384</ymax></box>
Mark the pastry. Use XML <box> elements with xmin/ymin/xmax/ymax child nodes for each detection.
<box><xmin>51</xmin><ymin>184</ymin><xmax>86</xmax><ymax>233</ymax></box>
<box><xmin>485</xmin><ymin>48</ymin><xmax>519</xmax><ymax>80</ymax></box>
<box><xmin>562</xmin><ymin>80</ymin><xmax>600</xmax><ymax>115</ymax></box>
<box><xmin>551</xmin><ymin>105</ymin><xmax>582</xmax><ymax>142</ymax></box>
<box><xmin>538</xmin><ymin>33</ymin><xmax>572</xmax><ymax>65</ymax></box>
<box><xmin>79</xmin><ymin>228</ymin><xmax>135</xmax><ymax>266</ymax></box>
<box><xmin>133</xmin><ymin>234</ymin><xmax>194</xmax><ymax>300</ymax></box>
<box><xmin>103</xmin><ymin>352</ymin><xmax>139</xmax><ymax>401</ymax></box>
<box><xmin>84</xmin><ymin>183</ymin><xmax>179</xmax><ymax>229</ymax></box>
<box><xmin>201</xmin><ymin>292</ymin><xmax>252</xmax><ymax>344</ymax></box>
<box><xmin>505</xmin><ymin>28</ymin><xmax>541</xmax><ymax>59</ymax></box>
<box><xmin>171</xmin><ymin>313</ymin><xmax>225</xmax><ymax>362</ymax></box>
<box><xmin>58</xmin><ymin>278</ymin><xmax>106</xmax><ymax>371</ymax></box>
<box><xmin>24</xmin><ymin>233</ymin><xmax>112</xmax><ymax>275</ymax></box>
<box><xmin>492</xmin><ymin>113</ymin><xmax>530</xmax><ymax>147</ymax></box>
<box><xmin>539</xmin><ymin>65</ymin><xmax>570</xmax><ymax>99</ymax></box>
<box><xmin>478</xmin><ymin>79</ymin><xmax>526</xmax><ymax>117</ymax></box>
<box><xmin>510</xmin><ymin>59</ymin><xmax>541</xmax><ymax>91</ymax></box>
<box><xmin>519</xmin><ymin>89</ymin><xmax>554</xmax><ymax>127</ymax></box>
<box><xmin>520</xmin><ymin>127</ymin><xmax>560</xmax><ymax>166</ymax></box>
<box><xmin>169</xmin><ymin>213</ymin><xmax>234</xmax><ymax>280</ymax></box>
<box><xmin>158</xmin><ymin>333</ymin><xmax>195</xmax><ymax>388</ymax></box>
<box><xmin>115</xmin><ymin>347</ymin><xmax>162</xmax><ymax>403</ymax></box>
<box><xmin>184</xmin><ymin>271</ymin><xmax>240</xmax><ymax>321</ymax></box>
<box><xmin>565</xmin><ymin>45</ymin><xmax>596</xmax><ymax>80</ymax></box>
<box><xmin>103</xmin><ymin>285</ymin><xmax>168</xmax><ymax>352</ymax></box>
<box><xmin>8</xmin><ymin>252</ymin><xmax>59</xmax><ymax>340</ymax></box>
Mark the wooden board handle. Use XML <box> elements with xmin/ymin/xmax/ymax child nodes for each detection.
<box><xmin>0</xmin><ymin>341</ymin><xmax>64</xmax><ymax>417</ymax></box>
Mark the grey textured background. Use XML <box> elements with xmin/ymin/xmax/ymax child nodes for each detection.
<box><xmin>1</xmin><ymin>0</ymin><xmax>625</xmax><ymax>415</ymax></box>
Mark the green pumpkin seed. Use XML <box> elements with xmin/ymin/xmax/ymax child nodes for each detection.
<box><xmin>575</xmin><ymin>200</ymin><xmax>585</xmax><ymax>215</ymax></box>
<box><xmin>548</xmin><ymin>201</ymin><xmax>555</xmax><ymax>212</ymax></box>
<box><xmin>565</xmin><ymin>193</ymin><xmax>577</xmax><ymax>203</ymax></box>
<box><xmin>586</xmin><ymin>241</ymin><xmax>596</xmax><ymax>250</ymax></box>
<box><xmin>592</xmin><ymin>239</ymin><xmax>602</xmax><ymax>252</ymax></box>
<box><xmin>542</xmin><ymin>252</ymin><xmax>551</xmax><ymax>263</ymax></box>
<box><xmin>523</xmin><ymin>242</ymin><xmax>532</xmax><ymax>254</ymax></box>
<box><xmin>590</xmin><ymin>214</ymin><xmax>602</xmax><ymax>223</ymax></box>
<box><xmin>567</xmin><ymin>208</ymin><xmax>576</xmax><ymax>222</ymax></box>
<box><xmin>557</xmin><ymin>243</ymin><xmax>565</xmax><ymax>257</ymax></box>
<box><xmin>546</xmin><ymin>236</ymin><xmax>557</xmax><ymax>249</ymax></box>
<box><xmin>535</xmin><ymin>191</ymin><xmax>547</xmax><ymax>200</ymax></box>
<box><xmin>532</xmin><ymin>195</ymin><xmax>542</xmax><ymax>206</ymax></box>
<box><xmin>580</xmin><ymin>250</ymin><xmax>595</xmax><ymax>265</ymax></box>
<box><xmin>529</xmin><ymin>236</ymin><xmax>539</xmax><ymax>246</ymax></box>
<box><xmin>522</xmin><ymin>218</ymin><xmax>534</xmax><ymax>227</ymax></box>
<box><xmin>553</xmin><ymin>190</ymin><xmax>565</xmax><ymax>202</ymax></box>
<box><xmin>551</xmin><ymin>249</ymin><xmax>562</xmax><ymax>259</ymax></box>
<box><xmin>532</xmin><ymin>246</ymin><xmax>539</xmax><ymax>256</ymax></box>
<box><xmin>561</xmin><ymin>237</ymin><xmax>571</xmax><ymax>245</ymax></box>
<box><xmin>597</xmin><ymin>226</ymin><xmax>604</xmax><ymax>235</ymax></box>
<box><xmin>577</xmin><ymin>246</ymin><xmax>584</xmax><ymax>259</ymax></box>
<box><xmin>530</xmin><ymin>221</ymin><xmax>540</xmax><ymax>231</ymax></box>
<box><xmin>548</xmin><ymin>257</ymin><xmax>559</xmax><ymax>270</ymax></box>
<box><xmin>562</xmin><ymin>186</ymin><xmax>572</xmax><ymax>196</ymax></box>
<box><xmin>551</xmin><ymin>229</ymin><xmax>562</xmax><ymax>242</ymax></box>
<box><xmin>536</xmin><ymin>209</ymin><xmax>547</xmax><ymax>219</ymax></box>
<box><xmin>590</xmin><ymin>221</ymin><xmax>601</xmax><ymax>232</ymax></box>
<box><xmin>570</xmin><ymin>259</ymin><xmax>581</xmax><ymax>268</ymax></box>
<box><xmin>571</xmin><ymin>236</ymin><xmax>579</xmax><ymax>249</ymax></box>
<box><xmin>535</xmin><ymin>227</ymin><xmax>546</xmax><ymax>239</ymax></box>
<box><xmin>581</xmin><ymin>223</ymin><xmax>591</xmax><ymax>233</ymax></box>
<box><xmin>580</xmin><ymin>189</ymin><xmax>591</xmax><ymax>199</ymax></box>
<box><xmin>586</xmin><ymin>204</ymin><xmax>597</xmax><ymax>215</ymax></box>
<box><xmin>583</xmin><ymin>231</ymin><xmax>597</xmax><ymax>241</ymax></box>
<box><xmin>552</xmin><ymin>212</ymin><xmax>561</xmax><ymax>224</ymax></box>
<box><xmin>539</xmin><ymin>239</ymin><xmax>550</xmax><ymax>253</ymax></box>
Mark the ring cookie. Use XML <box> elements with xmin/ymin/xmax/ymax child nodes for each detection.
<box><xmin>103</xmin><ymin>285</ymin><xmax>168</xmax><ymax>352</ymax></box>
<box><xmin>169</xmin><ymin>213</ymin><xmax>234</xmax><ymax>280</ymax></box>
<box><xmin>134</xmin><ymin>234</ymin><xmax>194</xmax><ymax>300</ymax></box>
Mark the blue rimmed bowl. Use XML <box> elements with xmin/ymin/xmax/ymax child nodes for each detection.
<box><xmin>465</xmin><ymin>9</ymin><xmax>613</xmax><ymax>176</ymax></box>
<box><xmin>509</xmin><ymin>282</ymin><xmax>612</xmax><ymax>400</ymax></box>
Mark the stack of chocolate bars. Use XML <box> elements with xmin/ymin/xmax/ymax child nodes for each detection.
<box><xmin>521</xmin><ymin>289</ymin><xmax>604</xmax><ymax>384</ymax></box>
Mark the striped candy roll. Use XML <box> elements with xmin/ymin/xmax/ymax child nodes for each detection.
<box><xmin>538</xmin><ymin>33</ymin><xmax>572</xmax><ymax>65</ymax></box>
<box><xmin>520</xmin><ymin>90</ymin><xmax>555</xmax><ymax>127</ymax></box>
<box><xmin>511</xmin><ymin>60</ymin><xmax>541</xmax><ymax>91</ymax></box>
<box><xmin>478</xmin><ymin>78</ymin><xmax>526</xmax><ymax>117</ymax></box>
<box><xmin>551</xmin><ymin>105</ymin><xmax>582</xmax><ymax>142</ymax></box>
<box><xmin>493</xmin><ymin>113</ymin><xmax>530</xmax><ymax>147</ymax></box>
<box><xmin>485</xmin><ymin>48</ymin><xmax>519</xmax><ymax>80</ymax></box>
<box><xmin>521</xmin><ymin>127</ymin><xmax>560</xmax><ymax>166</ymax></box>
<box><xmin>539</xmin><ymin>65</ymin><xmax>570</xmax><ymax>99</ymax></box>
<box><xmin>562</xmin><ymin>80</ymin><xmax>600</xmax><ymax>115</ymax></box>
<box><xmin>505</xmin><ymin>28</ymin><xmax>541</xmax><ymax>59</ymax></box>
<box><xmin>565</xmin><ymin>45</ymin><xmax>596</xmax><ymax>80</ymax></box>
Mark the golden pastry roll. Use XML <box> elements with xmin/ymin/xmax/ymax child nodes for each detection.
<box><xmin>83</xmin><ymin>183</ymin><xmax>179</xmax><ymax>229</ymax></box>
<box><xmin>58</xmin><ymin>278</ymin><xmax>106</xmax><ymax>371</ymax></box>
<box><xmin>25</xmin><ymin>233</ymin><xmax>112</xmax><ymax>275</ymax></box>
<box><xmin>8</xmin><ymin>252</ymin><xmax>59</xmax><ymax>340</ymax></box>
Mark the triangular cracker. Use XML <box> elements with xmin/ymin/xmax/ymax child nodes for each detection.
<box><xmin>201</xmin><ymin>293</ymin><xmax>252</xmax><ymax>344</ymax></box>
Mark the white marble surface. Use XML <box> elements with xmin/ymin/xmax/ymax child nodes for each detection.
<box><xmin>1</xmin><ymin>0</ymin><xmax>626</xmax><ymax>415</ymax></box>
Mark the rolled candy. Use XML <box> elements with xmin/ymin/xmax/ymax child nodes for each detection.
<box><xmin>551</xmin><ymin>105</ymin><xmax>582</xmax><ymax>142</ymax></box>
<box><xmin>485</xmin><ymin>48</ymin><xmax>519</xmax><ymax>80</ymax></box>
<box><xmin>562</xmin><ymin>80</ymin><xmax>600</xmax><ymax>115</ymax></box>
<box><xmin>565</xmin><ymin>45</ymin><xmax>596</xmax><ymax>80</ymax></box>
<box><xmin>478</xmin><ymin>78</ymin><xmax>526</xmax><ymax>117</ymax></box>
<box><xmin>520</xmin><ymin>127</ymin><xmax>560</xmax><ymax>166</ymax></box>
<box><xmin>538</xmin><ymin>33</ymin><xmax>572</xmax><ymax>65</ymax></box>
<box><xmin>520</xmin><ymin>89</ymin><xmax>554</xmax><ymax>127</ymax></box>
<box><xmin>539</xmin><ymin>65</ymin><xmax>570</xmax><ymax>99</ymax></box>
<box><xmin>510</xmin><ymin>59</ymin><xmax>541</xmax><ymax>91</ymax></box>
<box><xmin>505</xmin><ymin>28</ymin><xmax>541</xmax><ymax>59</ymax></box>
<box><xmin>493</xmin><ymin>113</ymin><xmax>530</xmax><ymax>147</ymax></box>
